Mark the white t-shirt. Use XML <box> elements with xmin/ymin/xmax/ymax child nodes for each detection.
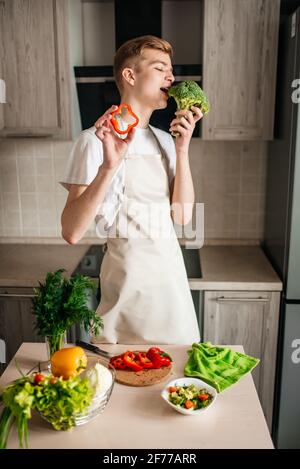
<box><xmin>59</xmin><ymin>123</ymin><xmax>177</xmax><ymax>231</ymax></box>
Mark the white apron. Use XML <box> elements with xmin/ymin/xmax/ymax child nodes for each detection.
<box><xmin>93</xmin><ymin>138</ymin><xmax>200</xmax><ymax>345</ymax></box>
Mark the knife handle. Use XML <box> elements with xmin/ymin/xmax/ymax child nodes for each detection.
<box><xmin>75</xmin><ymin>339</ymin><xmax>111</xmax><ymax>357</ymax></box>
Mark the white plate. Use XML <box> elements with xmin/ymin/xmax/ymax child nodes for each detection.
<box><xmin>161</xmin><ymin>377</ymin><xmax>217</xmax><ymax>415</ymax></box>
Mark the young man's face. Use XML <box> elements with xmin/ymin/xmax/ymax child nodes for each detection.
<box><xmin>125</xmin><ymin>48</ymin><xmax>175</xmax><ymax>110</ymax></box>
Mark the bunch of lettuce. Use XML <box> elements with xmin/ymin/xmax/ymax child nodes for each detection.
<box><xmin>34</xmin><ymin>375</ymin><xmax>94</xmax><ymax>431</ymax></box>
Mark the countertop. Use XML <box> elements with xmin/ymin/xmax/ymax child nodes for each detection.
<box><xmin>0</xmin><ymin>243</ymin><xmax>282</xmax><ymax>290</ymax></box>
<box><xmin>191</xmin><ymin>245</ymin><xmax>282</xmax><ymax>291</ymax></box>
<box><xmin>0</xmin><ymin>244</ymin><xmax>90</xmax><ymax>287</ymax></box>
<box><xmin>0</xmin><ymin>342</ymin><xmax>274</xmax><ymax>449</ymax></box>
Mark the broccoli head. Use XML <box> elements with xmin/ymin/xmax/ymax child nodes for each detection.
<box><xmin>168</xmin><ymin>80</ymin><xmax>210</xmax><ymax>114</ymax></box>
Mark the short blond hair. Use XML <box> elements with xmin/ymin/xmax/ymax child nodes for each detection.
<box><xmin>113</xmin><ymin>35</ymin><xmax>173</xmax><ymax>94</ymax></box>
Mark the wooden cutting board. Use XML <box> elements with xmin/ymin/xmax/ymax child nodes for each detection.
<box><xmin>114</xmin><ymin>351</ymin><xmax>173</xmax><ymax>387</ymax></box>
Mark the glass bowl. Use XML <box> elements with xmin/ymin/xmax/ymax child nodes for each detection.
<box><xmin>29</xmin><ymin>355</ymin><xmax>115</xmax><ymax>428</ymax></box>
<box><xmin>74</xmin><ymin>356</ymin><xmax>115</xmax><ymax>426</ymax></box>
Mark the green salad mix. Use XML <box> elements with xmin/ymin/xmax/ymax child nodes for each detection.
<box><xmin>0</xmin><ymin>370</ymin><xmax>94</xmax><ymax>449</ymax></box>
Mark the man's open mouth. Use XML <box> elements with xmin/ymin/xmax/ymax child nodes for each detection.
<box><xmin>160</xmin><ymin>87</ymin><xmax>169</xmax><ymax>96</ymax></box>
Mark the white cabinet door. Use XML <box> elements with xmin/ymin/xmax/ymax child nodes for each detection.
<box><xmin>0</xmin><ymin>0</ymin><xmax>71</xmax><ymax>138</ymax></box>
<box><xmin>202</xmin><ymin>0</ymin><xmax>280</xmax><ymax>140</ymax></box>
<box><xmin>203</xmin><ymin>290</ymin><xmax>280</xmax><ymax>430</ymax></box>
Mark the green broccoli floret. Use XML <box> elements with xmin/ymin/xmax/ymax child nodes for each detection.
<box><xmin>168</xmin><ymin>80</ymin><xmax>210</xmax><ymax>114</ymax></box>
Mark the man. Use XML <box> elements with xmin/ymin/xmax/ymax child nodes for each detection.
<box><xmin>60</xmin><ymin>36</ymin><xmax>203</xmax><ymax>344</ymax></box>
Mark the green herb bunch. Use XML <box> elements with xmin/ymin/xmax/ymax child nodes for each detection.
<box><xmin>32</xmin><ymin>268</ymin><xmax>103</xmax><ymax>341</ymax></box>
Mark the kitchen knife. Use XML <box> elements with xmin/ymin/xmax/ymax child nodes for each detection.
<box><xmin>75</xmin><ymin>340</ymin><xmax>113</xmax><ymax>359</ymax></box>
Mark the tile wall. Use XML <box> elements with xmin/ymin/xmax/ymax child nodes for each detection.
<box><xmin>0</xmin><ymin>138</ymin><xmax>267</xmax><ymax>241</ymax></box>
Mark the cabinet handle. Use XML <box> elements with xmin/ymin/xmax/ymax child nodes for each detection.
<box><xmin>0</xmin><ymin>293</ymin><xmax>35</xmax><ymax>298</ymax></box>
<box><xmin>216</xmin><ymin>296</ymin><xmax>270</xmax><ymax>303</ymax></box>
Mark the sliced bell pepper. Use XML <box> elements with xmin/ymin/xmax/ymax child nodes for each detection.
<box><xmin>110</xmin><ymin>103</ymin><xmax>139</xmax><ymax>135</ymax></box>
<box><xmin>136</xmin><ymin>352</ymin><xmax>154</xmax><ymax>369</ymax></box>
<box><xmin>146</xmin><ymin>347</ymin><xmax>172</xmax><ymax>369</ymax></box>
<box><xmin>110</xmin><ymin>356</ymin><xmax>127</xmax><ymax>370</ymax></box>
<box><xmin>123</xmin><ymin>351</ymin><xmax>144</xmax><ymax>372</ymax></box>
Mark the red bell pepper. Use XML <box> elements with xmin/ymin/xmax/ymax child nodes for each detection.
<box><xmin>111</xmin><ymin>356</ymin><xmax>127</xmax><ymax>370</ymax></box>
<box><xmin>136</xmin><ymin>352</ymin><xmax>154</xmax><ymax>369</ymax></box>
<box><xmin>110</xmin><ymin>103</ymin><xmax>139</xmax><ymax>135</ymax></box>
<box><xmin>123</xmin><ymin>351</ymin><xmax>144</xmax><ymax>372</ymax></box>
<box><xmin>146</xmin><ymin>347</ymin><xmax>172</xmax><ymax>369</ymax></box>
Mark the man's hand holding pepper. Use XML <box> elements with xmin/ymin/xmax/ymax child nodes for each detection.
<box><xmin>94</xmin><ymin>105</ymin><xmax>136</xmax><ymax>171</ymax></box>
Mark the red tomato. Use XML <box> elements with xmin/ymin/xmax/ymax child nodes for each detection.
<box><xmin>168</xmin><ymin>386</ymin><xmax>178</xmax><ymax>393</ymax></box>
<box><xmin>185</xmin><ymin>400</ymin><xmax>195</xmax><ymax>409</ymax></box>
<box><xmin>198</xmin><ymin>393</ymin><xmax>210</xmax><ymax>401</ymax></box>
<box><xmin>34</xmin><ymin>373</ymin><xmax>45</xmax><ymax>384</ymax></box>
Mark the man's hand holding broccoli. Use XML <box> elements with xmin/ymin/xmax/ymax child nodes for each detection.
<box><xmin>168</xmin><ymin>80</ymin><xmax>210</xmax><ymax>153</ymax></box>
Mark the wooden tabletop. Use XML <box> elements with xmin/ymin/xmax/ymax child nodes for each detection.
<box><xmin>0</xmin><ymin>343</ymin><xmax>274</xmax><ymax>449</ymax></box>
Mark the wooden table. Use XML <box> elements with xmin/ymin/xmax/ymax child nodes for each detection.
<box><xmin>0</xmin><ymin>343</ymin><xmax>274</xmax><ymax>449</ymax></box>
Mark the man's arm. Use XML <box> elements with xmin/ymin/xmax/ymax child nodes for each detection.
<box><xmin>170</xmin><ymin>150</ymin><xmax>195</xmax><ymax>226</ymax></box>
<box><xmin>169</xmin><ymin>105</ymin><xmax>203</xmax><ymax>225</ymax></box>
<box><xmin>61</xmin><ymin>166</ymin><xmax>117</xmax><ymax>244</ymax></box>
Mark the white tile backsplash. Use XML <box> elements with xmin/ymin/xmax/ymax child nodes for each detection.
<box><xmin>17</xmin><ymin>155</ymin><xmax>35</xmax><ymax>175</ymax></box>
<box><xmin>0</xmin><ymin>137</ymin><xmax>268</xmax><ymax>241</ymax></box>
<box><xmin>0</xmin><ymin>173</ymin><xmax>18</xmax><ymax>192</ymax></box>
<box><xmin>38</xmin><ymin>209</ymin><xmax>57</xmax><ymax>228</ymax></box>
<box><xmin>35</xmin><ymin>156</ymin><xmax>53</xmax><ymax>175</ymax></box>
<box><xmin>18</xmin><ymin>174</ymin><xmax>36</xmax><ymax>193</ymax></box>
<box><xmin>4</xmin><ymin>210</ymin><xmax>22</xmax><ymax>228</ymax></box>
<box><xmin>21</xmin><ymin>210</ymin><xmax>39</xmax><ymax>229</ymax></box>
<box><xmin>20</xmin><ymin>193</ymin><xmax>38</xmax><ymax>211</ymax></box>
<box><xmin>2</xmin><ymin>192</ymin><xmax>20</xmax><ymax>211</ymax></box>
<box><xmin>16</xmin><ymin>140</ymin><xmax>35</xmax><ymax>157</ymax></box>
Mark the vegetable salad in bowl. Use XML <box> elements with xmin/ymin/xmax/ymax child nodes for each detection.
<box><xmin>161</xmin><ymin>377</ymin><xmax>217</xmax><ymax>416</ymax></box>
<box><xmin>168</xmin><ymin>384</ymin><xmax>213</xmax><ymax>410</ymax></box>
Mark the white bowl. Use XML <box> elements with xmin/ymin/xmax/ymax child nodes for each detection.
<box><xmin>161</xmin><ymin>377</ymin><xmax>217</xmax><ymax>416</ymax></box>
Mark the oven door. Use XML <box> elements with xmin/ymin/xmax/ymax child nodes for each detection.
<box><xmin>76</xmin><ymin>79</ymin><xmax>119</xmax><ymax>130</ymax></box>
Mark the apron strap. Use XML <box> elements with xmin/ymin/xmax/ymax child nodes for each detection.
<box><xmin>149</xmin><ymin>128</ymin><xmax>167</xmax><ymax>160</ymax></box>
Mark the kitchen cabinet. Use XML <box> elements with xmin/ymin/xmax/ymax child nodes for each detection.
<box><xmin>0</xmin><ymin>0</ymin><xmax>71</xmax><ymax>138</ymax></box>
<box><xmin>0</xmin><ymin>286</ymin><xmax>43</xmax><ymax>373</ymax></box>
<box><xmin>203</xmin><ymin>290</ymin><xmax>280</xmax><ymax>430</ymax></box>
<box><xmin>202</xmin><ymin>0</ymin><xmax>280</xmax><ymax>140</ymax></box>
